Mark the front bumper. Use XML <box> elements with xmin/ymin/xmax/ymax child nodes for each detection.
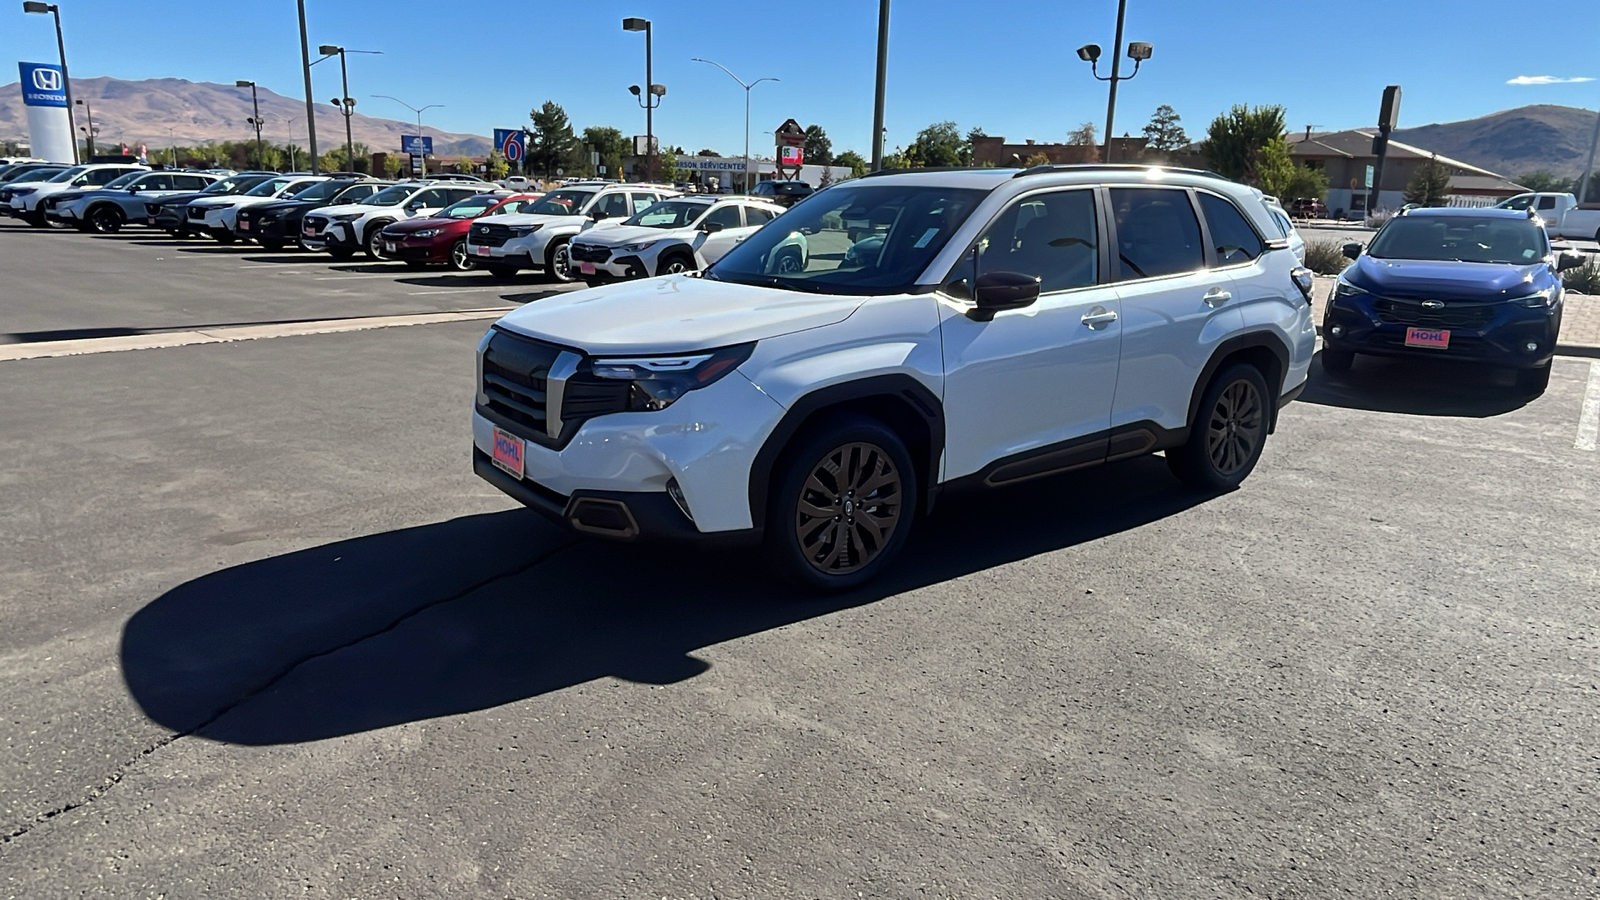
<box><xmin>467</xmin><ymin>232</ymin><xmax>550</xmax><ymax>268</ymax></box>
<box><xmin>1324</xmin><ymin>292</ymin><xmax>1562</xmax><ymax>369</ymax></box>
<box><xmin>383</xmin><ymin>234</ymin><xmax>451</xmax><ymax>263</ymax></box>
<box><xmin>574</xmin><ymin>254</ymin><xmax>648</xmax><ymax>282</ymax></box>
<box><xmin>44</xmin><ymin>206</ymin><xmax>81</xmax><ymax>225</ymax></box>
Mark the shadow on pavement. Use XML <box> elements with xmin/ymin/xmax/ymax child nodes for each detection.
<box><xmin>120</xmin><ymin>456</ymin><xmax>1206</xmax><ymax>746</ymax></box>
<box><xmin>1298</xmin><ymin>350</ymin><xmax>1535</xmax><ymax>417</ymax></box>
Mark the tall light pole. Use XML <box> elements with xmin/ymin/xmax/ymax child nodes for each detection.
<box><xmin>691</xmin><ymin>58</ymin><xmax>777</xmax><ymax>192</ymax></box>
<box><xmin>871</xmin><ymin>0</ymin><xmax>889</xmax><ymax>172</ymax></box>
<box><xmin>284</xmin><ymin>116</ymin><xmax>299</xmax><ymax>171</ymax></box>
<box><xmin>622</xmin><ymin>18</ymin><xmax>660</xmax><ymax>182</ymax></box>
<box><xmin>1076</xmin><ymin>0</ymin><xmax>1153</xmax><ymax>163</ymax></box>
<box><xmin>74</xmin><ymin>97</ymin><xmax>94</xmax><ymax>159</ymax></box>
<box><xmin>295</xmin><ymin>0</ymin><xmax>318</xmax><ymax>174</ymax></box>
<box><xmin>1578</xmin><ymin>104</ymin><xmax>1600</xmax><ymax>206</ymax></box>
<box><xmin>165</xmin><ymin>125</ymin><xmax>177</xmax><ymax>167</ymax></box>
<box><xmin>316</xmin><ymin>45</ymin><xmax>382</xmax><ymax>173</ymax></box>
<box><xmin>236</xmin><ymin>80</ymin><xmax>264</xmax><ymax>171</ymax></box>
<box><xmin>23</xmin><ymin>1</ymin><xmax>77</xmax><ymax>164</ymax></box>
<box><xmin>373</xmin><ymin>95</ymin><xmax>442</xmax><ymax>178</ymax></box>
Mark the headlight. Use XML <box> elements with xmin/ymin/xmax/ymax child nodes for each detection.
<box><xmin>1510</xmin><ymin>289</ymin><xmax>1555</xmax><ymax>309</ymax></box>
<box><xmin>508</xmin><ymin>223</ymin><xmax>542</xmax><ymax>236</ymax></box>
<box><xmin>12</xmin><ymin>188</ymin><xmax>35</xmax><ymax>197</ymax></box>
<box><xmin>1333</xmin><ymin>278</ymin><xmax>1369</xmax><ymax>299</ymax></box>
<box><xmin>330</xmin><ymin>213</ymin><xmax>362</xmax><ymax>223</ymax></box>
<box><xmin>410</xmin><ymin>228</ymin><xmax>440</xmax><ymax>239</ymax></box>
<box><xmin>591</xmin><ymin>343</ymin><xmax>755</xmax><ymax>411</ymax></box>
<box><xmin>620</xmin><ymin>240</ymin><xmax>658</xmax><ymax>253</ymax></box>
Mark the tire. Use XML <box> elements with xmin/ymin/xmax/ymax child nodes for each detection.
<box><xmin>258</xmin><ymin>239</ymin><xmax>285</xmax><ymax>253</ymax></box>
<box><xmin>657</xmin><ymin>252</ymin><xmax>695</xmax><ymax>276</ymax></box>
<box><xmin>763</xmin><ymin>414</ymin><xmax>918</xmax><ymax>592</ymax></box>
<box><xmin>327</xmin><ymin>247</ymin><xmax>356</xmax><ymax>261</ymax></box>
<box><xmin>87</xmin><ymin>205</ymin><xmax>123</xmax><ymax>234</ymax></box>
<box><xmin>773</xmin><ymin>247</ymin><xmax>804</xmax><ymax>273</ymax></box>
<box><xmin>404</xmin><ymin>260</ymin><xmax>428</xmax><ymax>270</ymax></box>
<box><xmin>1321</xmin><ymin>348</ymin><xmax>1354</xmax><ymax>373</ymax></box>
<box><xmin>1516</xmin><ymin>363</ymin><xmax>1552</xmax><ymax>394</ymax></box>
<box><xmin>485</xmin><ymin>264</ymin><xmax>520</xmax><ymax>280</ymax></box>
<box><xmin>214</xmin><ymin>232</ymin><xmax>237</xmax><ymax>245</ymax></box>
<box><xmin>364</xmin><ymin>221</ymin><xmax>393</xmax><ymax>259</ymax></box>
<box><xmin>448</xmin><ymin>239</ymin><xmax>473</xmax><ymax>272</ymax></box>
<box><xmin>1167</xmin><ymin>362</ymin><xmax>1272</xmax><ymax>492</ymax></box>
<box><xmin>22</xmin><ymin>210</ymin><xmax>46</xmax><ymax>227</ymax></box>
<box><xmin>544</xmin><ymin>238</ymin><xmax>573</xmax><ymax>283</ymax></box>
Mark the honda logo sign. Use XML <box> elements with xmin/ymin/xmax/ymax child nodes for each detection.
<box><xmin>18</xmin><ymin>62</ymin><xmax>68</xmax><ymax>108</ymax></box>
<box><xmin>31</xmin><ymin>67</ymin><xmax>60</xmax><ymax>91</ymax></box>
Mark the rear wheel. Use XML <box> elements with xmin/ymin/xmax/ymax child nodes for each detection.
<box><xmin>448</xmin><ymin>239</ymin><xmax>473</xmax><ymax>271</ymax></box>
<box><xmin>658</xmin><ymin>252</ymin><xmax>695</xmax><ymax>275</ymax></box>
<box><xmin>1167</xmin><ymin>362</ymin><xmax>1271</xmax><ymax>492</ymax></box>
<box><xmin>1516</xmin><ymin>363</ymin><xmax>1552</xmax><ymax>394</ymax></box>
<box><xmin>1320</xmin><ymin>348</ymin><xmax>1354</xmax><ymax>373</ymax></box>
<box><xmin>545</xmin><ymin>238</ymin><xmax>573</xmax><ymax>282</ymax></box>
<box><xmin>88</xmin><ymin>205</ymin><xmax>124</xmax><ymax>234</ymax></box>
<box><xmin>764</xmin><ymin>415</ymin><xmax>917</xmax><ymax>592</ymax></box>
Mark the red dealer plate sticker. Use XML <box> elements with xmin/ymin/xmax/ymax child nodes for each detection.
<box><xmin>1405</xmin><ymin>327</ymin><xmax>1451</xmax><ymax>349</ymax></box>
<box><xmin>579</xmin><ymin>262</ymin><xmax>596</xmax><ymax>275</ymax></box>
<box><xmin>304</xmin><ymin>225</ymin><xmax>316</xmax><ymax>236</ymax></box>
<box><xmin>491</xmin><ymin>428</ymin><xmax>525</xmax><ymax>479</ymax></box>
<box><xmin>474</xmin><ymin>245</ymin><xmax>491</xmax><ymax>256</ymax></box>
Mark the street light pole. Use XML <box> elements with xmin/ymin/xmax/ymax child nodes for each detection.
<box><xmin>374</xmin><ymin>95</ymin><xmax>442</xmax><ymax>178</ymax></box>
<box><xmin>236</xmin><ymin>80</ymin><xmax>263</xmax><ymax>170</ymax></box>
<box><xmin>316</xmin><ymin>46</ymin><xmax>382</xmax><ymax>173</ymax></box>
<box><xmin>22</xmin><ymin>2</ymin><xmax>77</xmax><ymax>164</ymax></box>
<box><xmin>296</xmin><ymin>0</ymin><xmax>319</xmax><ymax>174</ymax></box>
<box><xmin>871</xmin><ymin>0</ymin><xmax>889</xmax><ymax>172</ymax></box>
<box><xmin>622</xmin><ymin>18</ymin><xmax>660</xmax><ymax>182</ymax></box>
<box><xmin>1578</xmin><ymin>104</ymin><xmax>1600</xmax><ymax>206</ymax></box>
<box><xmin>691</xmin><ymin>58</ymin><xmax>777</xmax><ymax>192</ymax></box>
<box><xmin>1077</xmin><ymin>0</ymin><xmax>1152</xmax><ymax>164</ymax></box>
<box><xmin>74</xmin><ymin>97</ymin><xmax>94</xmax><ymax>158</ymax></box>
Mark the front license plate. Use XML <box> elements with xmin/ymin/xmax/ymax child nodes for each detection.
<box><xmin>303</xmin><ymin>225</ymin><xmax>316</xmax><ymax>236</ymax></box>
<box><xmin>1405</xmin><ymin>327</ymin><xmax>1451</xmax><ymax>349</ymax></box>
<box><xmin>492</xmin><ymin>428</ymin><xmax>525</xmax><ymax>479</ymax></box>
<box><xmin>384</xmin><ymin>241</ymin><xmax>396</xmax><ymax>253</ymax></box>
<box><xmin>579</xmin><ymin>262</ymin><xmax>596</xmax><ymax>275</ymax></box>
<box><xmin>238</xmin><ymin>220</ymin><xmax>249</xmax><ymax>230</ymax></box>
<box><xmin>146</xmin><ymin>216</ymin><xmax>156</xmax><ymax>224</ymax></box>
<box><xmin>474</xmin><ymin>245</ymin><xmax>490</xmax><ymax>256</ymax></box>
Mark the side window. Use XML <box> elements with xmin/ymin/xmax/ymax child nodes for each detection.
<box><xmin>972</xmin><ymin>189</ymin><xmax>1100</xmax><ymax>294</ymax></box>
<box><xmin>1198</xmin><ymin>193</ymin><xmax>1265</xmax><ymax>266</ymax></box>
<box><xmin>86</xmin><ymin>169</ymin><xmax>122</xmax><ymax>185</ymax></box>
<box><xmin>177</xmin><ymin>175</ymin><xmax>210</xmax><ymax>191</ymax></box>
<box><xmin>139</xmin><ymin>174</ymin><xmax>175</xmax><ymax>191</ymax></box>
<box><xmin>1110</xmin><ymin>188</ymin><xmax>1204</xmax><ymax>280</ymax></box>
<box><xmin>449</xmin><ymin>188</ymin><xmax>480</xmax><ymax>204</ymax></box>
<box><xmin>344</xmin><ymin>184</ymin><xmax>377</xmax><ymax>202</ymax></box>
<box><xmin>630</xmin><ymin>192</ymin><xmax>659</xmax><ymax>214</ymax></box>
<box><xmin>1537</xmin><ymin>196</ymin><xmax>1557</xmax><ymax>210</ymax></box>
<box><xmin>599</xmin><ymin>192</ymin><xmax>632</xmax><ymax>219</ymax></box>
<box><xmin>703</xmin><ymin>204</ymin><xmax>744</xmax><ymax>229</ymax></box>
<box><xmin>416</xmin><ymin>188</ymin><xmax>453</xmax><ymax>208</ymax></box>
<box><xmin>745</xmin><ymin>205</ymin><xmax>774</xmax><ymax>225</ymax></box>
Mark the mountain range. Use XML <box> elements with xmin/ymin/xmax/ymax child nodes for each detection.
<box><xmin>2</xmin><ymin>78</ymin><xmax>1596</xmax><ymax>179</ymax></box>
<box><xmin>0</xmin><ymin>77</ymin><xmax>492</xmax><ymax>158</ymax></box>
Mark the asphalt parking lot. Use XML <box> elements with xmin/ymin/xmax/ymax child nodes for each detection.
<box><xmin>3</xmin><ymin>221</ymin><xmax>1599</xmax><ymax>898</ymax></box>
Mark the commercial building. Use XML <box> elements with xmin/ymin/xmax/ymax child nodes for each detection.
<box><xmin>1290</xmin><ymin>130</ymin><xmax>1527</xmax><ymax>217</ymax></box>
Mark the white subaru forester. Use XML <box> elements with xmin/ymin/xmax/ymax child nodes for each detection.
<box><xmin>473</xmin><ymin>166</ymin><xmax>1318</xmax><ymax>590</ymax></box>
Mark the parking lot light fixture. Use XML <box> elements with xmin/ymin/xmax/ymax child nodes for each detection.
<box><xmin>236</xmin><ymin>80</ymin><xmax>264</xmax><ymax>170</ymax></box>
<box><xmin>692</xmin><ymin>58</ymin><xmax>778</xmax><ymax>192</ymax></box>
<box><xmin>622</xmin><ymin>17</ymin><xmax>657</xmax><ymax>181</ymax></box>
<box><xmin>314</xmin><ymin>45</ymin><xmax>382</xmax><ymax>173</ymax></box>
<box><xmin>24</xmin><ymin>1</ymin><xmax>78</xmax><ymax>164</ymax></box>
<box><xmin>1077</xmin><ymin>0</ymin><xmax>1152</xmax><ymax>163</ymax></box>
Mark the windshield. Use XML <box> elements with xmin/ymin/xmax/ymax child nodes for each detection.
<box><xmin>288</xmin><ymin>180</ymin><xmax>345</xmax><ymax>201</ymax></box>
<box><xmin>437</xmin><ymin>195</ymin><xmax>503</xmax><ymax>219</ymax></box>
<box><xmin>707</xmin><ymin>184</ymin><xmax>986</xmax><ymax>295</ymax></box>
<box><xmin>104</xmin><ymin>172</ymin><xmax>144</xmax><ymax>190</ymax></box>
<box><xmin>0</xmin><ymin>165</ymin><xmax>64</xmax><ymax>184</ymax></box>
<box><xmin>521</xmin><ymin>189</ymin><xmax>595</xmax><ymax>216</ymax></box>
<box><xmin>245</xmin><ymin>178</ymin><xmax>294</xmax><ymax>197</ymax></box>
<box><xmin>202</xmin><ymin>175</ymin><xmax>266</xmax><ymax>194</ymax></box>
<box><xmin>1497</xmin><ymin>194</ymin><xmax>1535</xmax><ymax>211</ymax></box>
<box><xmin>1367</xmin><ymin>216</ymin><xmax>1548</xmax><ymax>264</ymax></box>
<box><xmin>625</xmin><ymin>199</ymin><xmax>712</xmax><ymax>228</ymax></box>
<box><xmin>45</xmin><ymin>166</ymin><xmax>88</xmax><ymax>184</ymax></box>
<box><xmin>362</xmin><ymin>185</ymin><xmax>416</xmax><ymax>206</ymax></box>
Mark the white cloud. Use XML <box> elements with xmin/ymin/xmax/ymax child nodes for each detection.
<box><xmin>1508</xmin><ymin>75</ymin><xmax>1596</xmax><ymax>85</ymax></box>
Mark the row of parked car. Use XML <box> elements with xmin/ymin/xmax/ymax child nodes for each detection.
<box><xmin>0</xmin><ymin>159</ymin><xmax>803</xmax><ymax>287</ymax></box>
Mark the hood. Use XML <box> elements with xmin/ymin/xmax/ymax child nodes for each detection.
<box><xmin>494</xmin><ymin>275</ymin><xmax>866</xmax><ymax>356</ymax></box>
<box><xmin>478</xmin><ymin>211</ymin><xmax>583</xmax><ymax>227</ymax></box>
<box><xmin>250</xmin><ymin>198</ymin><xmax>319</xmax><ymax>214</ymax></box>
<box><xmin>189</xmin><ymin>196</ymin><xmax>250</xmax><ymax>209</ymax></box>
<box><xmin>1349</xmin><ymin>256</ymin><xmax>1553</xmax><ymax>301</ymax></box>
<box><xmin>383</xmin><ymin>215</ymin><xmax>464</xmax><ymax>235</ymax></box>
<box><xmin>570</xmin><ymin>223</ymin><xmax>674</xmax><ymax>247</ymax></box>
<box><xmin>311</xmin><ymin>202</ymin><xmax>374</xmax><ymax>218</ymax></box>
<box><xmin>148</xmin><ymin>191</ymin><xmax>212</xmax><ymax>208</ymax></box>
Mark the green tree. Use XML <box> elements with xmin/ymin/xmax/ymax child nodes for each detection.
<box><xmin>1281</xmin><ymin>164</ymin><xmax>1330</xmax><ymax>203</ymax></box>
<box><xmin>695</xmin><ymin>148</ymin><xmax>720</xmax><ymax>157</ymax></box>
<box><xmin>528</xmin><ymin>101</ymin><xmax>578</xmax><ymax>177</ymax></box>
<box><xmin>905</xmin><ymin>121</ymin><xmax>965</xmax><ymax>167</ymax></box>
<box><xmin>803</xmin><ymin>125</ymin><xmax>832</xmax><ymax>166</ymax></box>
<box><xmin>833</xmin><ymin>150</ymin><xmax>868</xmax><ymax>178</ymax></box>
<box><xmin>318</xmin><ymin>142</ymin><xmax>371</xmax><ymax>174</ymax></box>
<box><xmin>486</xmin><ymin>150</ymin><xmax>510</xmax><ymax>180</ymax></box>
<box><xmin>1068</xmin><ymin>122</ymin><xmax>1098</xmax><ymax>146</ymax></box>
<box><xmin>659</xmin><ymin>148</ymin><xmax>686</xmax><ymax>183</ymax></box>
<box><xmin>1515</xmin><ymin>170</ymin><xmax>1572</xmax><ymax>193</ymax></box>
<box><xmin>1023</xmin><ymin>151</ymin><xmax>1051</xmax><ymax>167</ymax></box>
<box><xmin>1255</xmin><ymin>138</ymin><xmax>1297</xmax><ymax>196</ymax></box>
<box><xmin>1404</xmin><ymin>158</ymin><xmax>1453</xmax><ymax>207</ymax></box>
<box><xmin>1204</xmin><ymin>104</ymin><xmax>1288</xmax><ymax>186</ymax></box>
<box><xmin>1141</xmin><ymin>105</ymin><xmax>1189</xmax><ymax>154</ymax></box>
<box><xmin>581</xmin><ymin>126</ymin><xmax>629</xmax><ymax>179</ymax></box>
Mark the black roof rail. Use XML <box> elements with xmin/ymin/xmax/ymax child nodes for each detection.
<box><xmin>859</xmin><ymin>166</ymin><xmax>1005</xmax><ymax>178</ymax></box>
<box><xmin>1011</xmin><ymin>163</ymin><xmax>1234</xmax><ymax>181</ymax></box>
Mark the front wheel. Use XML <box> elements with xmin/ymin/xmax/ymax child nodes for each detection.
<box><xmin>88</xmin><ymin>206</ymin><xmax>124</xmax><ymax>234</ymax></box>
<box><xmin>657</xmin><ymin>253</ymin><xmax>695</xmax><ymax>276</ymax></box>
<box><xmin>544</xmin><ymin>238</ymin><xmax>573</xmax><ymax>283</ymax></box>
<box><xmin>1320</xmin><ymin>348</ymin><xmax>1354</xmax><ymax>373</ymax></box>
<box><xmin>448</xmin><ymin>239</ymin><xmax>473</xmax><ymax>271</ymax></box>
<box><xmin>764</xmin><ymin>415</ymin><xmax>918</xmax><ymax>592</ymax></box>
<box><xmin>364</xmin><ymin>223</ymin><xmax>391</xmax><ymax>259</ymax></box>
<box><xmin>1167</xmin><ymin>362</ymin><xmax>1271</xmax><ymax>492</ymax></box>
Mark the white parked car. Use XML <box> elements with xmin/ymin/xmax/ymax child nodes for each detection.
<box><xmin>465</xmin><ymin>181</ymin><xmax>680</xmax><ymax>281</ymax></box>
<box><xmin>567</xmin><ymin>195</ymin><xmax>791</xmax><ymax>284</ymax></box>
<box><xmin>471</xmin><ymin>165</ymin><xmax>1318</xmax><ymax>590</ymax></box>
<box><xmin>185</xmin><ymin>174</ymin><xmax>328</xmax><ymax>243</ymax></box>
<box><xmin>300</xmin><ymin>181</ymin><xmax>496</xmax><ymax>259</ymax></box>
<box><xmin>1</xmin><ymin>163</ymin><xmax>148</xmax><ymax>226</ymax></box>
<box><xmin>1261</xmin><ymin>198</ymin><xmax>1306</xmax><ymax>265</ymax></box>
<box><xmin>1498</xmin><ymin>191</ymin><xmax>1600</xmax><ymax>243</ymax></box>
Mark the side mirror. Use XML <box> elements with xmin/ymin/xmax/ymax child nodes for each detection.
<box><xmin>1557</xmin><ymin>251</ymin><xmax>1586</xmax><ymax>272</ymax></box>
<box><xmin>701</xmin><ymin>221</ymin><xmax>724</xmax><ymax>234</ymax></box>
<box><xmin>591</xmin><ymin>208</ymin><xmax>610</xmax><ymax>221</ymax></box>
<box><xmin>968</xmin><ymin>271</ymin><xmax>1040</xmax><ymax>320</ymax></box>
<box><xmin>127</xmin><ymin>185</ymin><xmax>141</xmax><ymax>194</ymax></box>
<box><xmin>1342</xmin><ymin>242</ymin><xmax>1363</xmax><ymax>260</ymax></box>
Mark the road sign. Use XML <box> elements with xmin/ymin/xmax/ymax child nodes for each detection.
<box><xmin>1365</xmin><ymin>165</ymin><xmax>1375</xmax><ymax>189</ymax></box>
<box><xmin>633</xmin><ymin>135</ymin><xmax>658</xmax><ymax>156</ymax></box>
<box><xmin>401</xmin><ymin>134</ymin><xmax>433</xmax><ymax>156</ymax></box>
<box><xmin>494</xmin><ymin>129</ymin><xmax>525</xmax><ymax>163</ymax></box>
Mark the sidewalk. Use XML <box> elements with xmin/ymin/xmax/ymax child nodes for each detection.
<box><xmin>1307</xmin><ymin>275</ymin><xmax>1600</xmax><ymax>356</ymax></box>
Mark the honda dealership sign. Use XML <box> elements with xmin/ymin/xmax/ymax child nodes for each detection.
<box><xmin>17</xmin><ymin>62</ymin><xmax>74</xmax><ymax>162</ymax></box>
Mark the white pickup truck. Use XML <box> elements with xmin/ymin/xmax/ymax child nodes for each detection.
<box><xmin>1497</xmin><ymin>192</ymin><xmax>1600</xmax><ymax>242</ymax></box>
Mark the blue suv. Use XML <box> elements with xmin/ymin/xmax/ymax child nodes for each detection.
<box><xmin>1322</xmin><ymin>207</ymin><xmax>1584</xmax><ymax>391</ymax></box>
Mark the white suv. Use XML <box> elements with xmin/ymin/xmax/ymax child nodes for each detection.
<box><xmin>472</xmin><ymin>166</ymin><xmax>1318</xmax><ymax>589</ymax></box>
<box><xmin>2</xmin><ymin>163</ymin><xmax>148</xmax><ymax>226</ymax></box>
<box><xmin>568</xmin><ymin>195</ymin><xmax>790</xmax><ymax>285</ymax></box>
<box><xmin>185</xmin><ymin>174</ymin><xmax>327</xmax><ymax>242</ymax></box>
<box><xmin>301</xmin><ymin>181</ymin><xmax>496</xmax><ymax>259</ymax></box>
<box><xmin>466</xmin><ymin>181</ymin><xmax>679</xmax><ymax>281</ymax></box>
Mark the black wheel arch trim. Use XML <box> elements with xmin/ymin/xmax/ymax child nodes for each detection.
<box><xmin>654</xmin><ymin>243</ymin><xmax>697</xmax><ymax>275</ymax></box>
<box><xmin>747</xmin><ymin>374</ymin><xmax>945</xmax><ymax>525</ymax></box>
<box><xmin>1188</xmin><ymin>331</ymin><xmax>1292</xmax><ymax>433</ymax></box>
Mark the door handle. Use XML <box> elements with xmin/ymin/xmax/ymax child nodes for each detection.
<box><xmin>1203</xmin><ymin>287</ymin><xmax>1232</xmax><ymax>307</ymax></box>
<box><xmin>1080</xmin><ymin>307</ymin><xmax>1119</xmax><ymax>328</ymax></box>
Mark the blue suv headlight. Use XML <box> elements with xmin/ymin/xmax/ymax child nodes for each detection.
<box><xmin>1509</xmin><ymin>289</ymin><xmax>1555</xmax><ymax>309</ymax></box>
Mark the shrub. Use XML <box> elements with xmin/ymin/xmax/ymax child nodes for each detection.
<box><xmin>1563</xmin><ymin>258</ymin><xmax>1600</xmax><ymax>294</ymax></box>
<box><xmin>1365</xmin><ymin>208</ymin><xmax>1396</xmax><ymax>229</ymax></box>
<box><xmin>1303</xmin><ymin>239</ymin><xmax>1348</xmax><ymax>275</ymax></box>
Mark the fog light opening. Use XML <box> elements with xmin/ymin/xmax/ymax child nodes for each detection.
<box><xmin>666</xmin><ymin>478</ymin><xmax>694</xmax><ymax>523</ymax></box>
<box><xmin>1524</xmin><ymin>341</ymin><xmax>1539</xmax><ymax>353</ymax></box>
<box><xmin>1329</xmin><ymin>325</ymin><xmax>1344</xmax><ymax>337</ymax></box>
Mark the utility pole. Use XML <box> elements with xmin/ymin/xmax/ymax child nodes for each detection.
<box><xmin>870</xmin><ymin>0</ymin><xmax>889</xmax><ymax>172</ymax></box>
<box><xmin>1102</xmin><ymin>0</ymin><xmax>1127</xmax><ymax>163</ymax></box>
<box><xmin>296</xmin><ymin>0</ymin><xmax>318</xmax><ymax>174</ymax></box>
<box><xmin>236</xmin><ymin>80</ymin><xmax>263</xmax><ymax>170</ymax></box>
<box><xmin>1578</xmin><ymin>105</ymin><xmax>1600</xmax><ymax>206</ymax></box>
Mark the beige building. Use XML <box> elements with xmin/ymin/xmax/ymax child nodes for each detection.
<box><xmin>1289</xmin><ymin>130</ymin><xmax>1526</xmax><ymax>218</ymax></box>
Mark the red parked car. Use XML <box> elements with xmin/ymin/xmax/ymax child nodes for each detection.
<box><xmin>380</xmin><ymin>192</ymin><xmax>543</xmax><ymax>270</ymax></box>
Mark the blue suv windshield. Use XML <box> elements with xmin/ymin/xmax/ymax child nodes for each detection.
<box><xmin>1366</xmin><ymin>216</ymin><xmax>1547</xmax><ymax>265</ymax></box>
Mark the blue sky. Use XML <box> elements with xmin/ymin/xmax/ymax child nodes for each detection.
<box><xmin>4</xmin><ymin>0</ymin><xmax>1596</xmax><ymax>155</ymax></box>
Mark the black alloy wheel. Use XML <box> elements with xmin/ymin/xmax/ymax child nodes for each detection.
<box><xmin>660</xmin><ymin>253</ymin><xmax>694</xmax><ymax>275</ymax></box>
<box><xmin>88</xmin><ymin>205</ymin><xmax>123</xmax><ymax>234</ymax></box>
<box><xmin>545</xmin><ymin>239</ymin><xmax>573</xmax><ymax>283</ymax></box>
<box><xmin>1167</xmin><ymin>362</ymin><xmax>1271</xmax><ymax>492</ymax></box>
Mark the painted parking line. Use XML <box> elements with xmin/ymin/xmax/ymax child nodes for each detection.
<box><xmin>1578</xmin><ymin>360</ymin><xmax>1600</xmax><ymax>452</ymax></box>
<box><xmin>0</xmin><ymin>309</ymin><xmax>511</xmax><ymax>362</ymax></box>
